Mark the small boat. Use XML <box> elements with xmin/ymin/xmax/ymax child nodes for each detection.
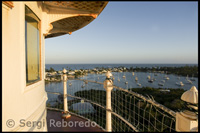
<box><xmin>137</xmin><ymin>83</ymin><xmax>141</xmax><ymax>86</ymax></box>
<box><xmin>81</xmin><ymin>85</ymin><xmax>85</xmax><ymax>88</ymax></box>
<box><xmin>176</xmin><ymin>81</ymin><xmax>184</xmax><ymax>86</ymax></box>
<box><xmin>185</xmin><ymin>75</ymin><xmax>190</xmax><ymax>81</ymax></box>
<box><xmin>148</xmin><ymin>79</ymin><xmax>153</xmax><ymax>83</ymax></box>
<box><xmin>135</xmin><ymin>76</ymin><xmax>138</xmax><ymax>81</ymax></box>
<box><xmin>152</xmin><ymin>77</ymin><xmax>156</xmax><ymax>81</ymax></box>
<box><xmin>161</xmin><ymin>80</ymin><xmax>165</xmax><ymax>83</ymax></box>
<box><xmin>132</xmin><ymin>72</ymin><xmax>134</xmax><ymax>76</ymax></box>
<box><xmin>190</xmin><ymin>75</ymin><xmax>195</xmax><ymax>81</ymax></box>
<box><xmin>185</xmin><ymin>79</ymin><xmax>193</xmax><ymax>84</ymax></box>
<box><xmin>154</xmin><ymin>73</ymin><xmax>158</xmax><ymax>76</ymax></box>
<box><xmin>125</xmin><ymin>81</ymin><xmax>128</xmax><ymax>84</ymax></box>
<box><xmin>160</xmin><ymin>89</ymin><xmax>170</xmax><ymax>92</ymax></box>
<box><xmin>122</xmin><ymin>72</ymin><xmax>126</xmax><ymax>79</ymax></box>
<box><xmin>147</xmin><ymin>75</ymin><xmax>151</xmax><ymax>80</ymax></box>
<box><xmin>81</xmin><ymin>83</ymin><xmax>85</xmax><ymax>88</ymax></box>
<box><xmin>118</xmin><ymin>78</ymin><xmax>120</xmax><ymax>82</ymax></box>
<box><xmin>158</xmin><ymin>82</ymin><xmax>164</xmax><ymax>86</ymax></box>
<box><xmin>69</xmin><ymin>82</ymin><xmax>72</xmax><ymax>86</ymax></box>
<box><xmin>165</xmin><ymin>76</ymin><xmax>169</xmax><ymax>80</ymax></box>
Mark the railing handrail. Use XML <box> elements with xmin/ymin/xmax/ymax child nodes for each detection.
<box><xmin>46</xmin><ymin>78</ymin><xmax>177</xmax><ymax>132</ymax></box>
<box><xmin>71</xmin><ymin>79</ymin><xmax>176</xmax><ymax>117</ymax></box>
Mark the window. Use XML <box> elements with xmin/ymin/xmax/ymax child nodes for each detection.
<box><xmin>25</xmin><ymin>6</ymin><xmax>41</xmax><ymax>85</ymax></box>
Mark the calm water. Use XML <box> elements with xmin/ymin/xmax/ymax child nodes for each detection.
<box><xmin>45</xmin><ymin>64</ymin><xmax>198</xmax><ymax>71</ymax></box>
<box><xmin>45</xmin><ymin>64</ymin><xmax>198</xmax><ymax>102</ymax></box>
<box><xmin>45</xmin><ymin>71</ymin><xmax>198</xmax><ymax>102</ymax></box>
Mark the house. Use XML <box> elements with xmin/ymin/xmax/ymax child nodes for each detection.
<box><xmin>2</xmin><ymin>1</ymin><xmax>108</xmax><ymax>131</ymax></box>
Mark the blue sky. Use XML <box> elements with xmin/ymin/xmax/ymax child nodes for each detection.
<box><xmin>45</xmin><ymin>2</ymin><xmax>198</xmax><ymax>64</ymax></box>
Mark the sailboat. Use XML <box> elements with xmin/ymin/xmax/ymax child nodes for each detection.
<box><xmin>69</xmin><ymin>82</ymin><xmax>72</xmax><ymax>86</ymax></box>
<box><xmin>137</xmin><ymin>82</ymin><xmax>141</xmax><ymax>86</ymax></box>
<box><xmin>132</xmin><ymin>72</ymin><xmax>134</xmax><ymax>76</ymax></box>
<box><xmin>84</xmin><ymin>76</ymin><xmax>88</xmax><ymax>84</ymax></box>
<box><xmin>176</xmin><ymin>81</ymin><xmax>184</xmax><ymax>86</ymax></box>
<box><xmin>158</xmin><ymin>81</ymin><xmax>164</xmax><ymax>86</ymax></box>
<box><xmin>185</xmin><ymin>79</ymin><xmax>193</xmax><ymax>84</ymax></box>
<box><xmin>186</xmin><ymin>75</ymin><xmax>189</xmax><ymax>80</ymax></box>
<box><xmin>164</xmin><ymin>75</ymin><xmax>169</xmax><ymax>80</ymax></box>
<box><xmin>190</xmin><ymin>74</ymin><xmax>195</xmax><ymax>81</ymax></box>
<box><xmin>135</xmin><ymin>76</ymin><xmax>138</xmax><ymax>81</ymax></box>
<box><xmin>122</xmin><ymin>72</ymin><xmax>126</xmax><ymax>79</ymax></box>
<box><xmin>164</xmin><ymin>71</ymin><xmax>170</xmax><ymax>80</ymax></box>
<box><xmin>81</xmin><ymin>81</ymin><xmax>86</xmax><ymax>88</ymax></box>
<box><xmin>117</xmin><ymin>73</ymin><xmax>120</xmax><ymax>82</ymax></box>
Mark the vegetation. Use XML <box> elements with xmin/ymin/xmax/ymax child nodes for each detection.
<box><xmin>128</xmin><ymin>65</ymin><xmax>198</xmax><ymax>77</ymax></box>
<box><xmin>45</xmin><ymin>67</ymin><xmax>55</xmax><ymax>72</ymax></box>
<box><xmin>129</xmin><ymin>87</ymin><xmax>186</xmax><ymax>111</ymax></box>
<box><xmin>47</xmin><ymin>86</ymin><xmax>190</xmax><ymax>132</ymax></box>
<box><xmin>72</xmin><ymin>87</ymin><xmax>185</xmax><ymax>131</ymax></box>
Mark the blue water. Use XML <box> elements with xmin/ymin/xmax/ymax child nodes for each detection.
<box><xmin>45</xmin><ymin>64</ymin><xmax>198</xmax><ymax>102</ymax></box>
<box><xmin>45</xmin><ymin>64</ymin><xmax>198</xmax><ymax>71</ymax></box>
<box><xmin>45</xmin><ymin>71</ymin><xmax>198</xmax><ymax>104</ymax></box>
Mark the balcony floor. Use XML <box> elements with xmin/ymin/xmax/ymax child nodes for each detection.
<box><xmin>47</xmin><ymin>109</ymin><xmax>104</xmax><ymax>132</ymax></box>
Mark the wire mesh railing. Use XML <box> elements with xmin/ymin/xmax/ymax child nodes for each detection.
<box><xmin>46</xmin><ymin>78</ymin><xmax>176</xmax><ymax>132</ymax></box>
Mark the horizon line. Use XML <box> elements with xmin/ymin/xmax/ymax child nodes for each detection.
<box><xmin>45</xmin><ymin>63</ymin><xmax>198</xmax><ymax>65</ymax></box>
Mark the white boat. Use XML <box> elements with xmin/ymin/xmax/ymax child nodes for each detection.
<box><xmin>185</xmin><ymin>79</ymin><xmax>193</xmax><ymax>84</ymax></box>
<box><xmin>137</xmin><ymin>83</ymin><xmax>141</xmax><ymax>86</ymax></box>
<box><xmin>160</xmin><ymin>89</ymin><xmax>170</xmax><ymax>92</ymax></box>
<box><xmin>186</xmin><ymin>75</ymin><xmax>189</xmax><ymax>80</ymax></box>
<box><xmin>190</xmin><ymin>75</ymin><xmax>195</xmax><ymax>81</ymax></box>
<box><xmin>125</xmin><ymin>81</ymin><xmax>128</xmax><ymax>84</ymax></box>
<box><xmin>81</xmin><ymin>85</ymin><xmax>85</xmax><ymax>88</ymax></box>
<box><xmin>112</xmin><ymin>77</ymin><xmax>115</xmax><ymax>80</ymax></box>
<box><xmin>118</xmin><ymin>78</ymin><xmax>120</xmax><ymax>82</ymax></box>
<box><xmin>147</xmin><ymin>75</ymin><xmax>151</xmax><ymax>80</ymax></box>
<box><xmin>158</xmin><ymin>82</ymin><xmax>164</xmax><ymax>86</ymax></box>
<box><xmin>84</xmin><ymin>76</ymin><xmax>88</xmax><ymax>84</ymax></box>
<box><xmin>81</xmin><ymin>82</ymin><xmax>85</xmax><ymax>88</ymax></box>
<box><xmin>135</xmin><ymin>76</ymin><xmax>138</xmax><ymax>81</ymax></box>
<box><xmin>161</xmin><ymin>80</ymin><xmax>165</xmax><ymax>83</ymax></box>
<box><xmin>132</xmin><ymin>72</ymin><xmax>134</xmax><ymax>76</ymax></box>
<box><xmin>148</xmin><ymin>79</ymin><xmax>153</xmax><ymax>83</ymax></box>
<box><xmin>117</xmin><ymin>73</ymin><xmax>120</xmax><ymax>82</ymax></box>
<box><xmin>165</xmin><ymin>76</ymin><xmax>169</xmax><ymax>80</ymax></box>
<box><xmin>176</xmin><ymin>81</ymin><xmax>184</xmax><ymax>86</ymax></box>
<box><xmin>69</xmin><ymin>82</ymin><xmax>72</xmax><ymax>86</ymax></box>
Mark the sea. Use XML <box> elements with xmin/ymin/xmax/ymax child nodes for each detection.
<box><xmin>45</xmin><ymin>64</ymin><xmax>198</xmax><ymax>104</ymax></box>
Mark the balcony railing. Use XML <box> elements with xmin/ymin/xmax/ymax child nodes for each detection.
<box><xmin>46</xmin><ymin>71</ymin><xmax>198</xmax><ymax>132</ymax></box>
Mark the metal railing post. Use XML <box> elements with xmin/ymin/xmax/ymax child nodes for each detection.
<box><xmin>104</xmin><ymin>71</ymin><xmax>113</xmax><ymax>132</ymax></box>
<box><xmin>176</xmin><ymin>86</ymin><xmax>198</xmax><ymax>132</ymax></box>
<box><xmin>62</xmin><ymin>68</ymin><xmax>71</xmax><ymax>119</ymax></box>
